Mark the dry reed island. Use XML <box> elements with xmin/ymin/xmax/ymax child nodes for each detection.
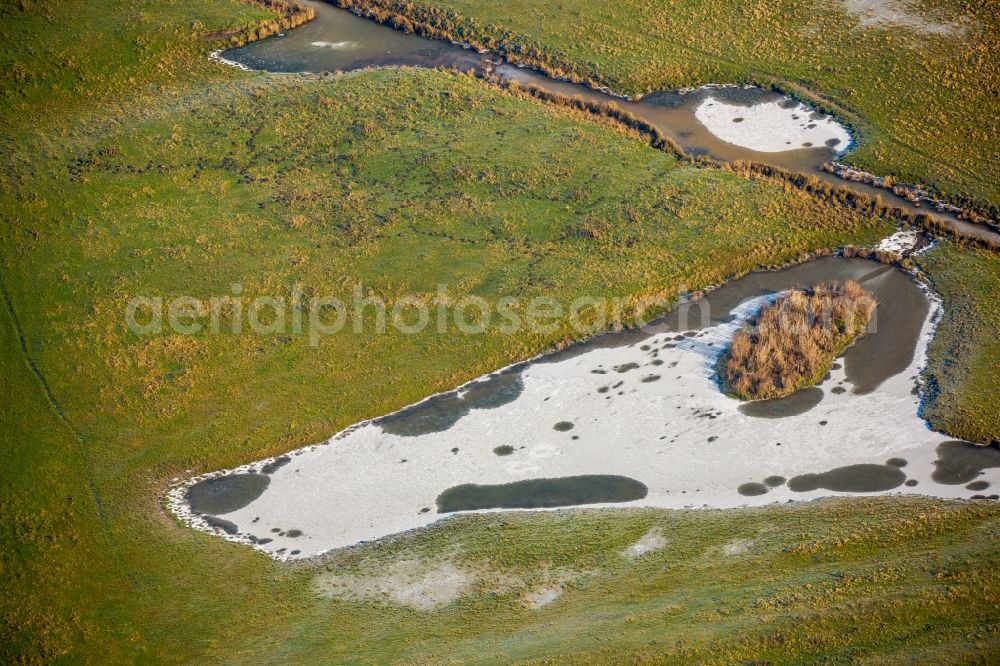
<box><xmin>2</xmin><ymin>0</ymin><xmax>999</xmax><ymax>662</ymax></box>
<box><xmin>720</xmin><ymin>281</ymin><xmax>877</xmax><ymax>400</ymax></box>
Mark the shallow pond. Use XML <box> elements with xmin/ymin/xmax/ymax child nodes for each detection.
<box><xmin>170</xmin><ymin>257</ymin><xmax>999</xmax><ymax>559</ymax></box>
<box><xmin>219</xmin><ymin>1</ymin><xmax>999</xmax><ymax>244</ymax></box>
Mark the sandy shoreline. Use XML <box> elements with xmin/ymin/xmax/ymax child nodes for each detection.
<box><xmin>167</xmin><ymin>253</ymin><xmax>997</xmax><ymax>561</ymax></box>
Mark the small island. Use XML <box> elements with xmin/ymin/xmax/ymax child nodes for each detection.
<box><xmin>719</xmin><ymin>280</ymin><xmax>877</xmax><ymax>400</ymax></box>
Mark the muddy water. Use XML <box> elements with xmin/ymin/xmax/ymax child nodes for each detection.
<box><xmin>541</xmin><ymin>256</ymin><xmax>929</xmax><ymax>401</ymax></box>
<box><xmin>220</xmin><ymin>1</ymin><xmax>999</xmax><ymax>244</ymax></box>
<box><xmin>186</xmin><ymin>473</ymin><xmax>270</xmax><ymax>514</ymax></box>
<box><xmin>224</xmin><ymin>0</ymin><xmax>481</xmax><ymax>72</ymax></box>
<box><xmin>738</xmin><ymin>388</ymin><xmax>824</xmax><ymax>418</ymax></box>
<box><xmin>377</xmin><ymin>369</ymin><xmax>524</xmax><ymax>437</ymax></box>
<box><xmin>931</xmin><ymin>441</ymin><xmax>1000</xmax><ymax>485</ymax></box>
<box><xmin>786</xmin><ymin>462</ymin><xmax>907</xmax><ymax>492</ymax></box>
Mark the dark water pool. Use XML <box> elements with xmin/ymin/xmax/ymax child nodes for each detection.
<box><xmin>436</xmin><ymin>475</ymin><xmax>648</xmax><ymax>512</ymax></box>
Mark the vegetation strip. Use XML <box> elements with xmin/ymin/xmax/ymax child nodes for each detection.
<box><xmin>217</xmin><ymin>0</ymin><xmax>316</xmax><ymax>45</ymax></box>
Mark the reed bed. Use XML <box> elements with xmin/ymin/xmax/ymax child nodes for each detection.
<box><xmin>719</xmin><ymin>281</ymin><xmax>877</xmax><ymax>400</ymax></box>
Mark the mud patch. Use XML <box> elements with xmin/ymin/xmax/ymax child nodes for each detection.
<box><xmin>261</xmin><ymin>455</ymin><xmax>291</xmax><ymax>474</ymax></box>
<box><xmin>524</xmin><ymin>585</ymin><xmax>562</xmax><ymax>609</ymax></box>
<box><xmin>738</xmin><ymin>388</ymin><xmax>823</xmax><ymax>418</ymax></box>
<box><xmin>737</xmin><ymin>482</ymin><xmax>769</xmax><ymax>496</ymax></box>
<box><xmin>379</xmin><ymin>370</ymin><xmax>523</xmax><ymax>437</ymax></box>
<box><xmin>313</xmin><ymin>558</ymin><xmax>474</xmax><ymax>610</ymax></box>
<box><xmin>436</xmin><ymin>475</ymin><xmax>648</xmax><ymax>512</ymax></box>
<box><xmin>186</xmin><ymin>473</ymin><xmax>269</xmax><ymax>515</ymax></box>
<box><xmin>624</xmin><ymin>528</ymin><xmax>666</xmax><ymax>558</ymax></box>
<box><xmin>787</xmin><ymin>463</ymin><xmax>906</xmax><ymax>493</ymax></box>
<box><xmin>723</xmin><ymin>539</ymin><xmax>752</xmax><ymax>556</ymax></box>
<box><xmin>844</xmin><ymin>0</ymin><xmax>964</xmax><ymax>36</ymax></box>
<box><xmin>931</xmin><ymin>441</ymin><xmax>1000</xmax><ymax>485</ymax></box>
<box><xmin>203</xmin><ymin>515</ymin><xmax>239</xmax><ymax>534</ymax></box>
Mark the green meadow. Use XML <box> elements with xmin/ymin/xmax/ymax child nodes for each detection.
<box><xmin>1</xmin><ymin>0</ymin><xmax>997</xmax><ymax>661</ymax></box>
<box><xmin>342</xmin><ymin>0</ymin><xmax>1000</xmax><ymax>212</ymax></box>
<box><xmin>915</xmin><ymin>244</ymin><xmax>1000</xmax><ymax>445</ymax></box>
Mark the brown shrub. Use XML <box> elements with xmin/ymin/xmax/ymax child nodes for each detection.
<box><xmin>873</xmin><ymin>249</ymin><xmax>901</xmax><ymax>264</ymax></box>
<box><xmin>719</xmin><ymin>280</ymin><xmax>877</xmax><ymax>400</ymax></box>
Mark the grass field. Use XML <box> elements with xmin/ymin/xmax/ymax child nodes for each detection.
<box><xmin>1</xmin><ymin>0</ymin><xmax>998</xmax><ymax>661</ymax></box>
<box><xmin>915</xmin><ymin>244</ymin><xmax>1000</xmax><ymax>445</ymax></box>
<box><xmin>339</xmin><ymin>0</ymin><xmax>1000</xmax><ymax>213</ymax></box>
<box><xmin>236</xmin><ymin>499</ymin><xmax>1000</xmax><ymax>663</ymax></box>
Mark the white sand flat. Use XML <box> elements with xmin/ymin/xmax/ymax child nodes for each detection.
<box><xmin>876</xmin><ymin>229</ymin><xmax>921</xmax><ymax>254</ymax></box>
<box><xmin>694</xmin><ymin>96</ymin><xmax>852</xmax><ymax>153</ymax></box>
<box><xmin>169</xmin><ymin>267</ymin><xmax>995</xmax><ymax>560</ymax></box>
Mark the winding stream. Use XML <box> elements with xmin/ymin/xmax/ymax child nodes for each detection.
<box><xmin>218</xmin><ymin>0</ymin><xmax>999</xmax><ymax>244</ymax></box>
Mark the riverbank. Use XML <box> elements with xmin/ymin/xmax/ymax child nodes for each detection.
<box><xmin>224</xmin><ymin>1</ymin><xmax>999</xmax><ymax>249</ymax></box>
<box><xmin>915</xmin><ymin>244</ymin><xmax>1000</xmax><ymax>446</ymax></box>
<box><xmin>335</xmin><ymin>0</ymin><xmax>999</xmax><ymax>216</ymax></box>
<box><xmin>212</xmin><ymin>0</ymin><xmax>316</xmax><ymax>45</ymax></box>
<box><xmin>825</xmin><ymin>161</ymin><xmax>1000</xmax><ymax>232</ymax></box>
<box><xmin>167</xmin><ymin>254</ymin><xmax>994</xmax><ymax>560</ymax></box>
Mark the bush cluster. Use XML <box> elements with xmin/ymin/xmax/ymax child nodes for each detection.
<box><xmin>719</xmin><ymin>281</ymin><xmax>877</xmax><ymax>400</ymax></box>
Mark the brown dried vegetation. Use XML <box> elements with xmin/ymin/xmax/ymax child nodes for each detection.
<box><xmin>720</xmin><ymin>281</ymin><xmax>877</xmax><ymax>400</ymax></box>
<box><xmin>216</xmin><ymin>0</ymin><xmax>315</xmax><ymax>46</ymax></box>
